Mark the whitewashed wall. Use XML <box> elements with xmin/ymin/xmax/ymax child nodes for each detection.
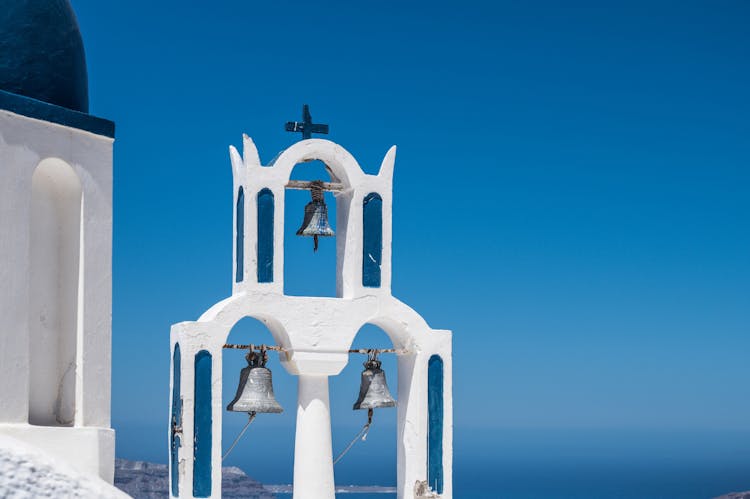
<box><xmin>0</xmin><ymin>109</ymin><xmax>114</xmax><ymax>482</ymax></box>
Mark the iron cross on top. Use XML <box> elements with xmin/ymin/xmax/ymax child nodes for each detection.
<box><xmin>285</xmin><ymin>104</ymin><xmax>329</xmax><ymax>140</ymax></box>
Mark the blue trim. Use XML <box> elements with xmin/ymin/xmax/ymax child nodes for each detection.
<box><xmin>193</xmin><ymin>351</ymin><xmax>212</xmax><ymax>497</ymax></box>
<box><xmin>428</xmin><ymin>355</ymin><xmax>444</xmax><ymax>494</ymax></box>
<box><xmin>362</xmin><ymin>193</ymin><xmax>383</xmax><ymax>288</ymax></box>
<box><xmin>170</xmin><ymin>344</ymin><xmax>182</xmax><ymax>497</ymax></box>
<box><xmin>257</xmin><ymin>188</ymin><xmax>274</xmax><ymax>283</ymax></box>
<box><xmin>0</xmin><ymin>89</ymin><xmax>114</xmax><ymax>138</ymax></box>
<box><xmin>235</xmin><ymin>188</ymin><xmax>244</xmax><ymax>283</ymax></box>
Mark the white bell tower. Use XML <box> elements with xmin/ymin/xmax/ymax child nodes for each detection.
<box><xmin>170</xmin><ymin>117</ymin><xmax>452</xmax><ymax>498</ymax></box>
<box><xmin>0</xmin><ymin>0</ymin><xmax>115</xmax><ymax>483</ymax></box>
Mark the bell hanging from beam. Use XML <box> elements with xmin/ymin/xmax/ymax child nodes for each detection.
<box><xmin>353</xmin><ymin>354</ymin><xmax>396</xmax><ymax>410</ymax></box>
<box><xmin>227</xmin><ymin>350</ymin><xmax>283</xmax><ymax>414</ymax></box>
<box><xmin>296</xmin><ymin>180</ymin><xmax>334</xmax><ymax>251</ymax></box>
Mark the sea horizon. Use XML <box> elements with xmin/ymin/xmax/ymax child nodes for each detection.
<box><xmin>116</xmin><ymin>424</ymin><xmax>750</xmax><ymax>498</ymax></box>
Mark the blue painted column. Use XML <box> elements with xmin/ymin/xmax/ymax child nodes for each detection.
<box><xmin>428</xmin><ymin>355</ymin><xmax>444</xmax><ymax>494</ymax></box>
<box><xmin>236</xmin><ymin>188</ymin><xmax>245</xmax><ymax>283</ymax></box>
<box><xmin>362</xmin><ymin>193</ymin><xmax>383</xmax><ymax>287</ymax></box>
<box><xmin>193</xmin><ymin>351</ymin><xmax>213</xmax><ymax>497</ymax></box>
<box><xmin>170</xmin><ymin>344</ymin><xmax>182</xmax><ymax>497</ymax></box>
<box><xmin>257</xmin><ymin>188</ymin><xmax>274</xmax><ymax>283</ymax></box>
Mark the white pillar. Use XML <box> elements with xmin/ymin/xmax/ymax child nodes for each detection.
<box><xmin>293</xmin><ymin>375</ymin><xmax>335</xmax><ymax>499</ymax></box>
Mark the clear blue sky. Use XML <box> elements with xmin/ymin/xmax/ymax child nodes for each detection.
<box><xmin>73</xmin><ymin>0</ymin><xmax>749</xmax><ymax>489</ymax></box>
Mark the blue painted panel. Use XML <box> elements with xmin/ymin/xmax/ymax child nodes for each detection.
<box><xmin>236</xmin><ymin>188</ymin><xmax>244</xmax><ymax>283</ymax></box>
<box><xmin>193</xmin><ymin>351</ymin><xmax>212</xmax><ymax>497</ymax></box>
<box><xmin>0</xmin><ymin>89</ymin><xmax>114</xmax><ymax>137</ymax></box>
<box><xmin>170</xmin><ymin>344</ymin><xmax>182</xmax><ymax>497</ymax></box>
<box><xmin>257</xmin><ymin>188</ymin><xmax>274</xmax><ymax>283</ymax></box>
<box><xmin>428</xmin><ymin>355</ymin><xmax>444</xmax><ymax>494</ymax></box>
<box><xmin>362</xmin><ymin>193</ymin><xmax>383</xmax><ymax>287</ymax></box>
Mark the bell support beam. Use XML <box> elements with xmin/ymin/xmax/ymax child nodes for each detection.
<box><xmin>285</xmin><ymin>180</ymin><xmax>344</xmax><ymax>192</ymax></box>
<box><xmin>293</xmin><ymin>375</ymin><xmax>335</xmax><ymax>499</ymax></box>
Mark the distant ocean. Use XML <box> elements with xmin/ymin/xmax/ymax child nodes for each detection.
<box><xmin>271</xmin><ymin>451</ymin><xmax>750</xmax><ymax>498</ymax></box>
<box><xmin>115</xmin><ymin>424</ymin><xmax>750</xmax><ymax>498</ymax></box>
<box><xmin>271</xmin><ymin>458</ymin><xmax>750</xmax><ymax>499</ymax></box>
<box><xmin>451</xmin><ymin>461</ymin><xmax>750</xmax><ymax>498</ymax></box>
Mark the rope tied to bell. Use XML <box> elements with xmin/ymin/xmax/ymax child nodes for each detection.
<box><xmin>310</xmin><ymin>180</ymin><xmax>325</xmax><ymax>202</ymax></box>
<box><xmin>222</xmin><ymin>412</ymin><xmax>256</xmax><ymax>461</ymax></box>
<box><xmin>333</xmin><ymin>408</ymin><xmax>373</xmax><ymax>465</ymax></box>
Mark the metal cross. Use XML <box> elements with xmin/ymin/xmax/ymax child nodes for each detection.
<box><xmin>285</xmin><ymin>104</ymin><xmax>329</xmax><ymax>140</ymax></box>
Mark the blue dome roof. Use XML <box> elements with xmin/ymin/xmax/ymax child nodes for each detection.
<box><xmin>0</xmin><ymin>0</ymin><xmax>88</xmax><ymax>113</ymax></box>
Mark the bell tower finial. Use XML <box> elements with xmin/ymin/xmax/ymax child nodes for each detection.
<box><xmin>284</xmin><ymin>104</ymin><xmax>329</xmax><ymax>140</ymax></box>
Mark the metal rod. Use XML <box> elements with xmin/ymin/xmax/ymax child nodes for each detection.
<box><xmin>223</xmin><ymin>344</ymin><xmax>405</xmax><ymax>355</ymax></box>
<box><xmin>285</xmin><ymin>180</ymin><xmax>344</xmax><ymax>192</ymax></box>
<box><xmin>223</xmin><ymin>343</ymin><xmax>286</xmax><ymax>352</ymax></box>
<box><xmin>348</xmin><ymin>348</ymin><xmax>404</xmax><ymax>355</ymax></box>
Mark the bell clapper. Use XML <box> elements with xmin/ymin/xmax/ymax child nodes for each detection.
<box><xmin>361</xmin><ymin>408</ymin><xmax>373</xmax><ymax>442</ymax></box>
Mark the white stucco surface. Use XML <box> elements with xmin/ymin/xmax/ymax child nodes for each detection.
<box><xmin>0</xmin><ymin>433</ymin><xmax>126</xmax><ymax>498</ymax></box>
<box><xmin>170</xmin><ymin>137</ymin><xmax>452</xmax><ymax>498</ymax></box>
<box><xmin>0</xmin><ymin>109</ymin><xmax>114</xmax><ymax>482</ymax></box>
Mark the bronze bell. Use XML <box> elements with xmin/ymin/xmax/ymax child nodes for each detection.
<box><xmin>296</xmin><ymin>180</ymin><xmax>334</xmax><ymax>251</ymax></box>
<box><xmin>353</xmin><ymin>356</ymin><xmax>396</xmax><ymax>410</ymax></box>
<box><xmin>227</xmin><ymin>351</ymin><xmax>283</xmax><ymax>414</ymax></box>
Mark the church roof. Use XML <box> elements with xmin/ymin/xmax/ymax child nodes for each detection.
<box><xmin>0</xmin><ymin>0</ymin><xmax>89</xmax><ymax>113</ymax></box>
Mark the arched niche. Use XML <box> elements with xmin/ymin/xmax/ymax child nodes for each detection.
<box><xmin>428</xmin><ymin>354</ymin><xmax>444</xmax><ymax>494</ymax></box>
<box><xmin>330</xmin><ymin>324</ymin><xmax>398</xmax><ymax>486</ymax></box>
<box><xmin>235</xmin><ymin>187</ymin><xmax>244</xmax><ymax>283</ymax></box>
<box><xmin>221</xmin><ymin>317</ymin><xmax>295</xmax><ymax>486</ymax></box>
<box><xmin>28</xmin><ymin>158</ymin><xmax>83</xmax><ymax>427</ymax></box>
<box><xmin>193</xmin><ymin>350</ymin><xmax>212</xmax><ymax>497</ymax></box>
<box><xmin>362</xmin><ymin>192</ymin><xmax>383</xmax><ymax>288</ymax></box>
<box><xmin>257</xmin><ymin>188</ymin><xmax>274</xmax><ymax>283</ymax></box>
<box><xmin>283</xmin><ymin>160</ymin><xmax>337</xmax><ymax>297</ymax></box>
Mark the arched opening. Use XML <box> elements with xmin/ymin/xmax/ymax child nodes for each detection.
<box><xmin>257</xmin><ymin>188</ymin><xmax>274</xmax><ymax>283</ymax></box>
<box><xmin>222</xmin><ymin>317</ymin><xmax>296</xmax><ymax>488</ymax></box>
<box><xmin>362</xmin><ymin>193</ymin><xmax>383</xmax><ymax>288</ymax></box>
<box><xmin>330</xmin><ymin>324</ymin><xmax>398</xmax><ymax>492</ymax></box>
<box><xmin>236</xmin><ymin>187</ymin><xmax>244</xmax><ymax>283</ymax></box>
<box><xmin>28</xmin><ymin>158</ymin><xmax>83</xmax><ymax>427</ymax></box>
<box><xmin>428</xmin><ymin>355</ymin><xmax>444</xmax><ymax>494</ymax></box>
<box><xmin>284</xmin><ymin>160</ymin><xmax>337</xmax><ymax>297</ymax></box>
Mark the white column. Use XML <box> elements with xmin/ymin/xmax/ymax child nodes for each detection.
<box><xmin>293</xmin><ymin>375</ymin><xmax>335</xmax><ymax>499</ymax></box>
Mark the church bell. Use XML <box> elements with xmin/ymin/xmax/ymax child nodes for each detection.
<box><xmin>227</xmin><ymin>351</ymin><xmax>283</xmax><ymax>414</ymax></box>
<box><xmin>353</xmin><ymin>356</ymin><xmax>396</xmax><ymax>410</ymax></box>
<box><xmin>296</xmin><ymin>180</ymin><xmax>334</xmax><ymax>251</ymax></box>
